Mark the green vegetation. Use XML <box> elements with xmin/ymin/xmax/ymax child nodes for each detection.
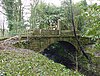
<box><xmin>14</xmin><ymin>41</ymin><xmax>100</xmax><ymax>76</ymax></box>
<box><xmin>0</xmin><ymin>0</ymin><xmax>99</xmax><ymax>76</ymax></box>
<box><xmin>1</xmin><ymin>0</ymin><xmax>99</xmax><ymax>49</ymax></box>
<box><xmin>0</xmin><ymin>50</ymin><xmax>84</xmax><ymax>76</ymax></box>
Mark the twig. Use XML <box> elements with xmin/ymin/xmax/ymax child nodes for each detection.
<box><xmin>0</xmin><ymin>11</ymin><xmax>7</xmax><ymax>16</ymax></box>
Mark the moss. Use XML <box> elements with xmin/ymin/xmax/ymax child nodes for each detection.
<box><xmin>13</xmin><ymin>40</ymin><xmax>29</xmax><ymax>49</ymax></box>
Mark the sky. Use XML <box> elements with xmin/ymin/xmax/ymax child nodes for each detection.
<box><xmin>42</xmin><ymin>0</ymin><xmax>100</xmax><ymax>6</ymax></box>
<box><xmin>0</xmin><ymin>0</ymin><xmax>100</xmax><ymax>29</ymax></box>
<box><xmin>43</xmin><ymin>0</ymin><xmax>81</xmax><ymax>6</ymax></box>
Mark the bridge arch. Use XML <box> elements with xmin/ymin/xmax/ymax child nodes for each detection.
<box><xmin>28</xmin><ymin>35</ymin><xmax>92</xmax><ymax>52</ymax></box>
<box><xmin>38</xmin><ymin>38</ymin><xmax>78</xmax><ymax>52</ymax></box>
<box><xmin>41</xmin><ymin>41</ymin><xmax>77</xmax><ymax>55</ymax></box>
<box><xmin>58</xmin><ymin>41</ymin><xmax>77</xmax><ymax>52</ymax></box>
<box><xmin>41</xmin><ymin>41</ymin><xmax>77</xmax><ymax>69</ymax></box>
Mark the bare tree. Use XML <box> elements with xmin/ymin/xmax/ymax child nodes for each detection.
<box><xmin>69</xmin><ymin>0</ymin><xmax>91</xmax><ymax>63</ymax></box>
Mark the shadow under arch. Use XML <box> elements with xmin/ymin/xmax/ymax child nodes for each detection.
<box><xmin>41</xmin><ymin>41</ymin><xmax>78</xmax><ymax>69</ymax></box>
<box><xmin>41</xmin><ymin>41</ymin><xmax>98</xmax><ymax>76</ymax></box>
<box><xmin>58</xmin><ymin>41</ymin><xmax>78</xmax><ymax>52</ymax></box>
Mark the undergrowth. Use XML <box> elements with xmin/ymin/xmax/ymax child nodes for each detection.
<box><xmin>0</xmin><ymin>50</ymin><xmax>84</xmax><ymax>76</ymax></box>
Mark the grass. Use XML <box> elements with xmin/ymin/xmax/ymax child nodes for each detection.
<box><xmin>0</xmin><ymin>50</ymin><xmax>84</xmax><ymax>76</ymax></box>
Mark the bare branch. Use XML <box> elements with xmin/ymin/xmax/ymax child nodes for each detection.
<box><xmin>69</xmin><ymin>0</ymin><xmax>92</xmax><ymax>64</ymax></box>
<box><xmin>0</xmin><ymin>11</ymin><xmax>7</xmax><ymax>16</ymax></box>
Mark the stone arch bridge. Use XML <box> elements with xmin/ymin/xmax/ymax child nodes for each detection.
<box><xmin>20</xmin><ymin>29</ymin><xmax>93</xmax><ymax>52</ymax></box>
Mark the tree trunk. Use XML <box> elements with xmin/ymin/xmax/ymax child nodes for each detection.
<box><xmin>69</xmin><ymin>0</ymin><xmax>91</xmax><ymax>63</ymax></box>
